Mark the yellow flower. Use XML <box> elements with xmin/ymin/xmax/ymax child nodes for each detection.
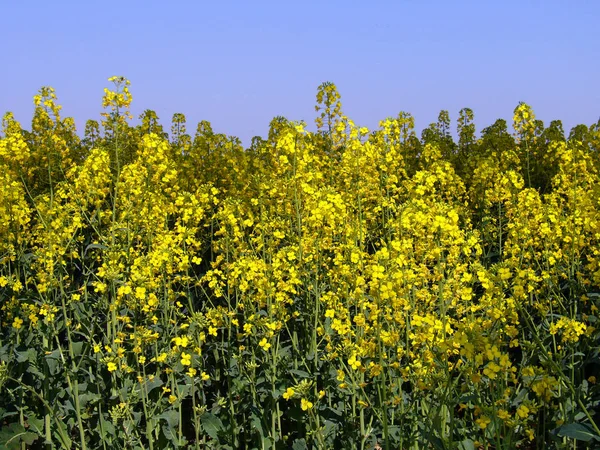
<box><xmin>181</xmin><ymin>352</ymin><xmax>191</xmax><ymax>366</ymax></box>
<box><xmin>517</xmin><ymin>405</ymin><xmax>529</xmax><ymax>419</ymax></box>
<box><xmin>119</xmin><ymin>285</ymin><xmax>132</xmax><ymax>296</ymax></box>
<box><xmin>168</xmin><ymin>395</ymin><xmax>177</xmax><ymax>404</ymax></box>
<box><xmin>94</xmin><ymin>282</ymin><xmax>107</xmax><ymax>294</ymax></box>
<box><xmin>475</xmin><ymin>415</ymin><xmax>491</xmax><ymax>429</ymax></box>
<box><xmin>135</xmin><ymin>286</ymin><xmax>146</xmax><ymax>300</ymax></box>
<box><xmin>12</xmin><ymin>317</ymin><xmax>23</xmax><ymax>330</ymax></box>
<box><xmin>526</xmin><ymin>428</ymin><xmax>535</xmax><ymax>441</ymax></box>
<box><xmin>497</xmin><ymin>409</ymin><xmax>510</xmax><ymax>420</ymax></box>
<box><xmin>498</xmin><ymin>267</ymin><xmax>511</xmax><ymax>280</ymax></box>
<box><xmin>522</xmin><ymin>367</ymin><xmax>535</xmax><ymax>377</ymax></box>
<box><xmin>187</xmin><ymin>367</ymin><xmax>197</xmax><ymax>377</ymax></box>
<box><xmin>173</xmin><ymin>336</ymin><xmax>189</xmax><ymax>348</ymax></box>
<box><xmin>283</xmin><ymin>387</ymin><xmax>295</xmax><ymax>400</ymax></box>
<box><xmin>348</xmin><ymin>355</ymin><xmax>361</xmax><ymax>370</ymax></box>
<box><xmin>258</xmin><ymin>338</ymin><xmax>271</xmax><ymax>351</ymax></box>
<box><xmin>107</xmin><ymin>362</ymin><xmax>117</xmax><ymax>372</ymax></box>
<box><xmin>300</xmin><ymin>398</ymin><xmax>313</xmax><ymax>411</ymax></box>
<box><xmin>201</xmin><ymin>372</ymin><xmax>210</xmax><ymax>381</ymax></box>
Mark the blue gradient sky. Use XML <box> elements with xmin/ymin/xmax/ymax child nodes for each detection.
<box><xmin>1</xmin><ymin>1</ymin><xmax>598</xmax><ymax>145</ymax></box>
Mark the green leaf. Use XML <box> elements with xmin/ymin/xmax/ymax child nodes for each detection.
<box><xmin>162</xmin><ymin>424</ymin><xmax>178</xmax><ymax>445</ymax></box>
<box><xmin>16</xmin><ymin>348</ymin><xmax>37</xmax><ymax>363</ymax></box>
<box><xmin>420</xmin><ymin>429</ymin><xmax>444</xmax><ymax>450</ymax></box>
<box><xmin>54</xmin><ymin>418</ymin><xmax>72</xmax><ymax>449</ymax></box>
<box><xmin>0</xmin><ymin>410</ymin><xmax>18</xmax><ymax>421</ymax></box>
<box><xmin>459</xmin><ymin>439</ymin><xmax>475</xmax><ymax>450</ymax></box>
<box><xmin>21</xmin><ymin>431</ymin><xmax>38</xmax><ymax>445</ymax></box>
<box><xmin>292</xmin><ymin>438</ymin><xmax>308</xmax><ymax>450</ymax></box>
<box><xmin>200</xmin><ymin>412</ymin><xmax>224</xmax><ymax>440</ymax></box>
<box><xmin>44</xmin><ymin>349</ymin><xmax>62</xmax><ymax>375</ymax></box>
<box><xmin>71</xmin><ymin>341</ymin><xmax>85</xmax><ymax>356</ymax></box>
<box><xmin>25</xmin><ymin>362</ymin><xmax>44</xmax><ymax>379</ymax></box>
<box><xmin>288</xmin><ymin>369</ymin><xmax>311</xmax><ymax>378</ymax></box>
<box><xmin>0</xmin><ymin>422</ymin><xmax>39</xmax><ymax>450</ymax></box>
<box><xmin>556</xmin><ymin>423</ymin><xmax>600</xmax><ymax>442</ymax></box>
<box><xmin>144</xmin><ymin>375</ymin><xmax>163</xmax><ymax>394</ymax></box>
<box><xmin>250</xmin><ymin>412</ymin><xmax>264</xmax><ymax>438</ymax></box>
<box><xmin>323</xmin><ymin>420</ymin><xmax>337</xmax><ymax>439</ymax></box>
<box><xmin>176</xmin><ymin>383</ymin><xmax>192</xmax><ymax>398</ymax></box>
<box><xmin>158</xmin><ymin>410</ymin><xmax>180</xmax><ymax>429</ymax></box>
<box><xmin>387</xmin><ymin>425</ymin><xmax>401</xmax><ymax>444</ymax></box>
<box><xmin>79</xmin><ymin>392</ymin><xmax>101</xmax><ymax>408</ymax></box>
<box><xmin>27</xmin><ymin>415</ymin><xmax>44</xmax><ymax>436</ymax></box>
<box><xmin>99</xmin><ymin>417</ymin><xmax>115</xmax><ymax>441</ymax></box>
<box><xmin>321</xmin><ymin>406</ymin><xmax>343</xmax><ymax>423</ymax></box>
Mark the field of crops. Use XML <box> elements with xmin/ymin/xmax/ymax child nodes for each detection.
<box><xmin>0</xmin><ymin>77</ymin><xmax>599</xmax><ymax>449</ymax></box>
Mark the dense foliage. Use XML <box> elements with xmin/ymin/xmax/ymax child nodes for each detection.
<box><xmin>0</xmin><ymin>77</ymin><xmax>599</xmax><ymax>449</ymax></box>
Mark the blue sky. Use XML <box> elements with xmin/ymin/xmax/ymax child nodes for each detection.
<box><xmin>1</xmin><ymin>1</ymin><xmax>598</xmax><ymax>144</ymax></box>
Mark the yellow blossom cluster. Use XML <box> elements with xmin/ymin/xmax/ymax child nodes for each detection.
<box><xmin>0</xmin><ymin>78</ymin><xmax>598</xmax><ymax>449</ymax></box>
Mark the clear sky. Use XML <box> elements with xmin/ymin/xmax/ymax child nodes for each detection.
<box><xmin>1</xmin><ymin>1</ymin><xmax>598</xmax><ymax>145</ymax></box>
